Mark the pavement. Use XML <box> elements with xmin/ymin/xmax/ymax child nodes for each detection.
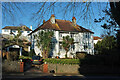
<box><xmin>2</xmin><ymin>71</ymin><xmax>120</xmax><ymax>80</ymax></box>
<box><xmin>2</xmin><ymin>66</ymin><xmax>120</xmax><ymax>80</ymax></box>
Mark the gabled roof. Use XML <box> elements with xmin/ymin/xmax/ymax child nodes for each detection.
<box><xmin>2</xmin><ymin>26</ymin><xmax>32</xmax><ymax>31</ymax></box>
<box><xmin>29</xmin><ymin>18</ymin><xmax>94</xmax><ymax>35</ymax></box>
<box><xmin>93</xmin><ymin>36</ymin><xmax>102</xmax><ymax>40</ymax></box>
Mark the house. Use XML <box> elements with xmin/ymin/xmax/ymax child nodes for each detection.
<box><xmin>93</xmin><ymin>36</ymin><xmax>102</xmax><ymax>44</ymax></box>
<box><xmin>29</xmin><ymin>15</ymin><xmax>94</xmax><ymax>58</ymax></box>
<box><xmin>1</xmin><ymin>26</ymin><xmax>32</xmax><ymax>56</ymax></box>
<box><xmin>2</xmin><ymin>25</ymin><xmax>32</xmax><ymax>39</ymax></box>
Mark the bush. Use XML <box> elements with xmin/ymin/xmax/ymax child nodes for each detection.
<box><xmin>7</xmin><ymin>51</ymin><xmax>19</xmax><ymax>61</ymax></box>
<box><xmin>22</xmin><ymin>50</ymin><xmax>29</xmax><ymax>56</ymax></box>
<box><xmin>11</xmin><ymin>51</ymin><xmax>19</xmax><ymax>61</ymax></box>
<box><xmin>19</xmin><ymin>56</ymin><xmax>32</xmax><ymax>59</ymax></box>
<box><xmin>43</xmin><ymin>58</ymin><xmax>80</xmax><ymax>65</ymax></box>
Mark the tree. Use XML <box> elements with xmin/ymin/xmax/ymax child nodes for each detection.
<box><xmin>94</xmin><ymin>35</ymin><xmax>117</xmax><ymax>54</ymax></box>
<box><xmin>2</xmin><ymin>2</ymin><xmax>109</xmax><ymax>29</ymax></box>
<box><xmin>62</xmin><ymin>35</ymin><xmax>74</xmax><ymax>58</ymax></box>
<box><xmin>110</xmin><ymin>2</ymin><xmax>120</xmax><ymax>26</ymax></box>
<box><xmin>14</xmin><ymin>28</ymin><xmax>22</xmax><ymax>44</ymax></box>
<box><xmin>35</xmin><ymin>30</ymin><xmax>54</xmax><ymax>58</ymax></box>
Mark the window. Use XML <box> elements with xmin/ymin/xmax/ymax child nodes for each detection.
<box><xmin>12</xmin><ymin>30</ymin><xmax>16</xmax><ymax>33</ymax></box>
<box><xmin>71</xmin><ymin>34</ymin><xmax>74</xmax><ymax>38</ymax></box>
<box><xmin>71</xmin><ymin>44</ymin><xmax>75</xmax><ymax>50</ymax></box>
<box><xmin>50</xmin><ymin>42</ymin><xmax>55</xmax><ymax>49</ymax></box>
<box><xmin>86</xmin><ymin>34</ymin><xmax>87</xmax><ymax>38</ymax></box>
<box><xmin>21</xmin><ymin>31</ymin><xmax>23</xmax><ymax>33</ymax></box>
<box><xmin>59</xmin><ymin>43</ymin><xmax>62</xmax><ymax>50</ymax></box>
<box><xmin>4</xmin><ymin>29</ymin><xmax>8</xmax><ymax>32</ymax></box>
<box><xmin>27</xmin><ymin>31</ymin><xmax>30</xmax><ymax>33</ymax></box>
<box><xmin>84</xmin><ymin>43</ymin><xmax>88</xmax><ymax>50</ymax></box>
<box><xmin>88</xmin><ymin>43</ymin><xmax>91</xmax><ymax>48</ymax></box>
<box><xmin>59</xmin><ymin>33</ymin><xmax>62</xmax><ymax>37</ymax></box>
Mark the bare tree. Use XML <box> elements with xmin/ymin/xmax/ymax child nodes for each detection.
<box><xmin>2</xmin><ymin>2</ymin><xmax>109</xmax><ymax>29</ymax></box>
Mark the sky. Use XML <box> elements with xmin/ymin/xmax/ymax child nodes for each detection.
<box><xmin>1</xmin><ymin>2</ymin><xmax>110</xmax><ymax>37</ymax></box>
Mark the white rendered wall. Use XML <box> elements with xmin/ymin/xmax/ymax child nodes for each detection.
<box><xmin>31</xmin><ymin>30</ymin><xmax>94</xmax><ymax>58</ymax></box>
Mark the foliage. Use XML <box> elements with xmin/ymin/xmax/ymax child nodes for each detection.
<box><xmin>94</xmin><ymin>9</ymin><xmax>118</xmax><ymax>36</ymax></box>
<box><xmin>35</xmin><ymin>30</ymin><xmax>54</xmax><ymax>58</ymax></box>
<box><xmin>11</xmin><ymin>51</ymin><xmax>19</xmax><ymax>61</ymax></box>
<box><xmin>44</xmin><ymin>58</ymin><xmax>80</xmax><ymax>65</ymax></box>
<box><xmin>62</xmin><ymin>35</ymin><xmax>74</xmax><ymax>58</ymax></box>
<box><xmin>110</xmin><ymin>2</ymin><xmax>120</xmax><ymax>26</ymax></box>
<box><xmin>94</xmin><ymin>35</ymin><xmax>117</xmax><ymax>54</ymax></box>
<box><xmin>19</xmin><ymin>56</ymin><xmax>32</xmax><ymax>59</ymax></box>
<box><xmin>81</xmin><ymin>52</ymin><xmax>120</xmax><ymax>66</ymax></box>
<box><xmin>6</xmin><ymin>51</ymin><xmax>19</xmax><ymax>61</ymax></box>
<box><xmin>28</xmin><ymin>49</ymin><xmax>36</xmax><ymax>57</ymax></box>
<box><xmin>14</xmin><ymin>28</ymin><xmax>22</xmax><ymax>44</ymax></box>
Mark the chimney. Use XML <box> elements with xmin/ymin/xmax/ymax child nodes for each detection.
<box><xmin>30</xmin><ymin>25</ymin><xmax>32</xmax><ymax>30</ymax></box>
<box><xmin>50</xmin><ymin>14</ymin><xmax>55</xmax><ymax>24</ymax></box>
<box><xmin>72</xmin><ymin>17</ymin><xmax>76</xmax><ymax>26</ymax></box>
<box><xmin>43</xmin><ymin>20</ymin><xmax>45</xmax><ymax>24</ymax></box>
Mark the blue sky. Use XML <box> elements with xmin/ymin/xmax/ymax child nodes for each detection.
<box><xmin>1</xmin><ymin>2</ymin><xmax>109</xmax><ymax>37</ymax></box>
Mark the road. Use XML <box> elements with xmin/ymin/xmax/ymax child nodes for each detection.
<box><xmin>2</xmin><ymin>66</ymin><xmax>120</xmax><ymax>80</ymax></box>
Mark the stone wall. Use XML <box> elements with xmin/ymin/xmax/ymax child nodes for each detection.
<box><xmin>2</xmin><ymin>60</ymin><xmax>21</xmax><ymax>72</ymax></box>
<box><xmin>47</xmin><ymin>63</ymin><xmax>80</xmax><ymax>73</ymax></box>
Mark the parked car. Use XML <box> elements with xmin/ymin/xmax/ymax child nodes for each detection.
<box><xmin>31</xmin><ymin>55</ymin><xmax>42</xmax><ymax>65</ymax></box>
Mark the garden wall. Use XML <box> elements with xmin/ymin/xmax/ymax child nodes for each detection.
<box><xmin>47</xmin><ymin>63</ymin><xmax>80</xmax><ymax>73</ymax></box>
<box><xmin>2</xmin><ymin>60</ymin><xmax>21</xmax><ymax>72</ymax></box>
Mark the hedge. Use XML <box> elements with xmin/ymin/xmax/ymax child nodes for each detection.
<box><xmin>43</xmin><ymin>58</ymin><xmax>80</xmax><ymax>65</ymax></box>
<box><xmin>19</xmin><ymin>56</ymin><xmax>32</xmax><ymax>59</ymax></box>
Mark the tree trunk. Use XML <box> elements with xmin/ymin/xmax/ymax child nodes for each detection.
<box><xmin>65</xmin><ymin>51</ymin><xmax>68</xmax><ymax>58</ymax></box>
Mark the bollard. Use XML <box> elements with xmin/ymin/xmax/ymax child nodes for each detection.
<box><xmin>20</xmin><ymin>62</ymin><xmax>24</xmax><ymax>72</ymax></box>
<box><xmin>43</xmin><ymin>64</ymin><xmax>48</xmax><ymax>73</ymax></box>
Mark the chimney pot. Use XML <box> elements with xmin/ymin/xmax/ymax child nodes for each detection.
<box><xmin>30</xmin><ymin>25</ymin><xmax>32</xmax><ymax>30</ymax></box>
<box><xmin>50</xmin><ymin>14</ymin><xmax>55</xmax><ymax>24</ymax></box>
<box><xmin>43</xmin><ymin>20</ymin><xmax>45</xmax><ymax>24</ymax></box>
<box><xmin>72</xmin><ymin>17</ymin><xmax>76</xmax><ymax>26</ymax></box>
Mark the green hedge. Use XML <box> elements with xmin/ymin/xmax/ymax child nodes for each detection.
<box><xmin>43</xmin><ymin>58</ymin><xmax>80</xmax><ymax>65</ymax></box>
<box><xmin>19</xmin><ymin>56</ymin><xmax>32</xmax><ymax>59</ymax></box>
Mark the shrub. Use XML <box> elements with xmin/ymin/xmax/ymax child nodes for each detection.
<box><xmin>22</xmin><ymin>50</ymin><xmax>29</xmax><ymax>56</ymax></box>
<box><xmin>43</xmin><ymin>58</ymin><xmax>80</xmax><ymax>65</ymax></box>
<box><xmin>19</xmin><ymin>56</ymin><xmax>32</xmax><ymax>59</ymax></box>
<box><xmin>6</xmin><ymin>51</ymin><xmax>19</xmax><ymax>61</ymax></box>
<box><xmin>11</xmin><ymin>51</ymin><xmax>19</xmax><ymax>61</ymax></box>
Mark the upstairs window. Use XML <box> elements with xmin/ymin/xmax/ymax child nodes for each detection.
<box><xmin>27</xmin><ymin>31</ymin><xmax>30</xmax><ymax>33</ymax></box>
<box><xmin>12</xmin><ymin>30</ymin><xmax>16</xmax><ymax>33</ymax></box>
<box><xmin>84</xmin><ymin>43</ymin><xmax>88</xmax><ymax>50</ymax></box>
<box><xmin>21</xmin><ymin>31</ymin><xmax>23</xmax><ymax>33</ymax></box>
<box><xmin>71</xmin><ymin>34</ymin><xmax>74</xmax><ymax>38</ymax></box>
<box><xmin>4</xmin><ymin>29</ymin><xmax>9</xmax><ymax>32</ymax></box>
<box><xmin>59</xmin><ymin>33</ymin><xmax>62</xmax><ymax>37</ymax></box>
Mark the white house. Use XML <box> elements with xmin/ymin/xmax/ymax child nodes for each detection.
<box><xmin>29</xmin><ymin>15</ymin><xmax>94</xmax><ymax>58</ymax></box>
<box><xmin>2</xmin><ymin>25</ymin><xmax>32</xmax><ymax>36</ymax></box>
<box><xmin>2</xmin><ymin>25</ymin><xmax>32</xmax><ymax>56</ymax></box>
<box><xmin>93</xmin><ymin>36</ymin><xmax>102</xmax><ymax>44</ymax></box>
